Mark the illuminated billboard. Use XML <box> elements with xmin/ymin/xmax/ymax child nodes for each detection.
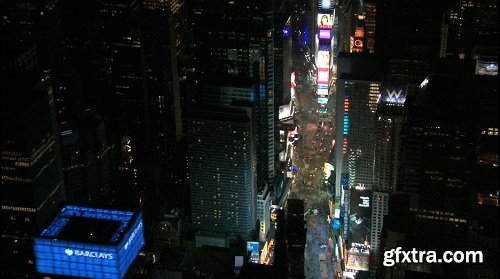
<box><xmin>318</xmin><ymin>29</ymin><xmax>331</xmax><ymax>39</ymax></box>
<box><xmin>323</xmin><ymin>162</ymin><xmax>334</xmax><ymax>179</ymax></box>
<box><xmin>317</xmin><ymin>68</ymin><xmax>329</xmax><ymax>86</ymax></box>
<box><xmin>378</xmin><ymin>86</ymin><xmax>406</xmax><ymax>105</ymax></box>
<box><xmin>477</xmin><ymin>61</ymin><xmax>498</xmax><ymax>76</ymax></box>
<box><xmin>349</xmin><ymin>188</ymin><xmax>373</xmax><ymax>244</ymax></box>
<box><xmin>346</xmin><ymin>243</ymin><xmax>370</xmax><ymax>271</ymax></box>
<box><xmin>317</xmin><ymin>14</ymin><xmax>333</xmax><ymax>29</ymax></box>
<box><xmin>321</xmin><ymin>0</ymin><xmax>331</xmax><ymax>10</ymax></box>
<box><xmin>291</xmin><ymin>71</ymin><xmax>296</xmax><ymax>101</ymax></box>
<box><xmin>279</xmin><ymin>103</ymin><xmax>294</xmax><ymax>120</ymax></box>
<box><xmin>247</xmin><ymin>241</ymin><xmax>260</xmax><ymax>263</ymax></box>
<box><xmin>317</xmin><ymin>87</ymin><xmax>329</xmax><ymax>96</ymax></box>
<box><xmin>34</xmin><ymin>205</ymin><xmax>144</xmax><ymax>279</ymax></box>
<box><xmin>317</xmin><ymin>97</ymin><xmax>329</xmax><ymax>105</ymax></box>
<box><xmin>317</xmin><ymin>51</ymin><xmax>330</xmax><ymax>69</ymax></box>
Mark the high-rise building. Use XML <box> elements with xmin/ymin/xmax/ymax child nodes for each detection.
<box><xmin>274</xmin><ymin>13</ymin><xmax>293</xmax><ymax>113</ymax></box>
<box><xmin>58</xmin><ymin>0</ymin><xmax>184</xmax><ymax>216</ymax></box>
<box><xmin>257</xmin><ymin>183</ymin><xmax>273</xmax><ymax>242</ymax></box>
<box><xmin>378</xmin><ymin>60</ymin><xmax>499</xmax><ymax>278</ymax></box>
<box><xmin>375</xmin><ymin>0</ymin><xmax>452</xmax><ymax>59</ymax></box>
<box><xmin>1</xmin><ymin>72</ymin><xmax>66</xmax><ymax>278</ymax></box>
<box><xmin>153</xmin><ymin>209</ymin><xmax>182</xmax><ymax>258</ymax></box>
<box><xmin>138</xmin><ymin>7</ymin><xmax>184</xmax><ymax>210</ymax></box>
<box><xmin>75</xmin><ymin>108</ymin><xmax>115</xmax><ymax>205</ymax></box>
<box><xmin>187</xmin><ymin>104</ymin><xmax>257</xmax><ymax>247</ymax></box>
<box><xmin>444</xmin><ymin>0</ymin><xmax>498</xmax><ymax>59</ymax></box>
<box><xmin>364</xmin><ymin>1</ymin><xmax>377</xmax><ymax>54</ymax></box>
<box><xmin>193</xmin><ymin>1</ymin><xmax>276</xmax><ymax>187</ymax></box>
<box><xmin>334</xmin><ymin>53</ymin><xmax>384</xmax><ymax>242</ymax></box>
<box><xmin>336</xmin><ymin>0</ymin><xmax>356</xmax><ymax>53</ymax></box>
<box><xmin>1</xmin><ymin>0</ymin><xmax>63</xmax><ymax>72</ymax></box>
<box><xmin>370</xmin><ymin>84</ymin><xmax>406</xmax><ymax>269</ymax></box>
<box><xmin>59</xmin><ymin>121</ymin><xmax>84</xmax><ymax>202</ymax></box>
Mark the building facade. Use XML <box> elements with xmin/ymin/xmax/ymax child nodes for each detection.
<box><xmin>187</xmin><ymin>105</ymin><xmax>257</xmax><ymax>246</ymax></box>
<box><xmin>1</xmin><ymin>72</ymin><xmax>66</xmax><ymax>278</ymax></box>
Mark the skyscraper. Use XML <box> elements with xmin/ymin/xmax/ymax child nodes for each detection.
<box><xmin>1</xmin><ymin>72</ymin><xmax>66</xmax><ymax>278</ymax></box>
<box><xmin>370</xmin><ymin>84</ymin><xmax>406</xmax><ymax>269</ymax></box>
<box><xmin>334</xmin><ymin>53</ymin><xmax>384</xmax><ymax>243</ymax></box>
<box><xmin>378</xmin><ymin>60</ymin><xmax>499</xmax><ymax>278</ymax></box>
<box><xmin>58</xmin><ymin>0</ymin><xmax>183</xmax><ymax>212</ymax></box>
<box><xmin>193</xmin><ymin>1</ymin><xmax>276</xmax><ymax>187</ymax></box>
<box><xmin>59</xmin><ymin>121</ymin><xmax>84</xmax><ymax>202</ymax></box>
<box><xmin>187</xmin><ymin>104</ymin><xmax>257</xmax><ymax>247</ymax></box>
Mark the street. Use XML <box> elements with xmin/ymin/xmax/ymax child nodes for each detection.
<box><xmin>287</xmin><ymin>18</ymin><xmax>337</xmax><ymax>279</ymax></box>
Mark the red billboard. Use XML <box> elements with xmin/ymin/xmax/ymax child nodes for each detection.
<box><xmin>317</xmin><ymin>68</ymin><xmax>329</xmax><ymax>86</ymax></box>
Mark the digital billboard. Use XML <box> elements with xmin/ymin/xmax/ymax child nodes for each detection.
<box><xmin>317</xmin><ymin>97</ymin><xmax>329</xmax><ymax>105</ymax></box>
<box><xmin>319</xmin><ymin>29</ymin><xmax>331</xmax><ymax>40</ymax></box>
<box><xmin>317</xmin><ymin>87</ymin><xmax>329</xmax><ymax>96</ymax></box>
<box><xmin>323</xmin><ymin>162</ymin><xmax>334</xmax><ymax>179</ymax></box>
<box><xmin>317</xmin><ymin>68</ymin><xmax>329</xmax><ymax>86</ymax></box>
<box><xmin>349</xmin><ymin>188</ymin><xmax>372</xmax><ymax>245</ymax></box>
<box><xmin>345</xmin><ymin>243</ymin><xmax>370</xmax><ymax>271</ymax></box>
<box><xmin>279</xmin><ymin>103</ymin><xmax>294</xmax><ymax>120</ymax></box>
<box><xmin>247</xmin><ymin>241</ymin><xmax>260</xmax><ymax>263</ymax></box>
<box><xmin>321</xmin><ymin>0</ymin><xmax>331</xmax><ymax>10</ymax></box>
<box><xmin>378</xmin><ymin>86</ymin><xmax>406</xmax><ymax>105</ymax></box>
<box><xmin>317</xmin><ymin>14</ymin><xmax>333</xmax><ymax>29</ymax></box>
<box><xmin>317</xmin><ymin>51</ymin><xmax>330</xmax><ymax>69</ymax></box>
<box><xmin>34</xmin><ymin>205</ymin><xmax>144</xmax><ymax>279</ymax></box>
<box><xmin>477</xmin><ymin>61</ymin><xmax>498</xmax><ymax>76</ymax></box>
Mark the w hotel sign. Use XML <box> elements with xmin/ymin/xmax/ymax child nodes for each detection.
<box><xmin>379</xmin><ymin>86</ymin><xmax>406</xmax><ymax>106</ymax></box>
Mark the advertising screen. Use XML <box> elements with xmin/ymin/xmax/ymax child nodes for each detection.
<box><xmin>317</xmin><ymin>14</ymin><xmax>333</xmax><ymax>29</ymax></box>
<box><xmin>317</xmin><ymin>68</ymin><xmax>329</xmax><ymax>86</ymax></box>
<box><xmin>354</xmin><ymin>27</ymin><xmax>364</xmax><ymax>37</ymax></box>
<box><xmin>321</xmin><ymin>0</ymin><xmax>331</xmax><ymax>10</ymax></box>
<box><xmin>379</xmin><ymin>86</ymin><xmax>406</xmax><ymax>105</ymax></box>
<box><xmin>477</xmin><ymin>61</ymin><xmax>498</xmax><ymax>76</ymax></box>
<box><xmin>247</xmin><ymin>242</ymin><xmax>260</xmax><ymax>263</ymax></box>
<box><xmin>317</xmin><ymin>97</ymin><xmax>329</xmax><ymax>105</ymax></box>
<box><xmin>346</xmin><ymin>250</ymin><xmax>370</xmax><ymax>271</ymax></box>
<box><xmin>317</xmin><ymin>87</ymin><xmax>329</xmax><ymax>96</ymax></box>
<box><xmin>323</xmin><ymin>162</ymin><xmax>334</xmax><ymax>179</ymax></box>
<box><xmin>349</xmin><ymin>188</ymin><xmax>372</xmax><ymax>245</ymax></box>
<box><xmin>279</xmin><ymin>103</ymin><xmax>293</xmax><ymax>120</ymax></box>
<box><xmin>317</xmin><ymin>51</ymin><xmax>330</xmax><ymax>69</ymax></box>
<box><xmin>319</xmin><ymin>28</ymin><xmax>331</xmax><ymax>39</ymax></box>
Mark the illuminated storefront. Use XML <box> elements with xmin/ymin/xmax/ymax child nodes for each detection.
<box><xmin>34</xmin><ymin>205</ymin><xmax>144</xmax><ymax>279</ymax></box>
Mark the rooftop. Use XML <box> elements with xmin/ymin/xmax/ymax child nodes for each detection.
<box><xmin>39</xmin><ymin>205</ymin><xmax>136</xmax><ymax>245</ymax></box>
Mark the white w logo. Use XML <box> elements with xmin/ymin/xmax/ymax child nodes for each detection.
<box><xmin>386</xmin><ymin>89</ymin><xmax>402</xmax><ymax>99</ymax></box>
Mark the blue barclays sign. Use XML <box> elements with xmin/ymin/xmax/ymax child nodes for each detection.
<box><xmin>124</xmin><ymin>220</ymin><xmax>143</xmax><ymax>250</ymax></box>
<box><xmin>64</xmin><ymin>248</ymin><xmax>113</xmax><ymax>260</ymax></box>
